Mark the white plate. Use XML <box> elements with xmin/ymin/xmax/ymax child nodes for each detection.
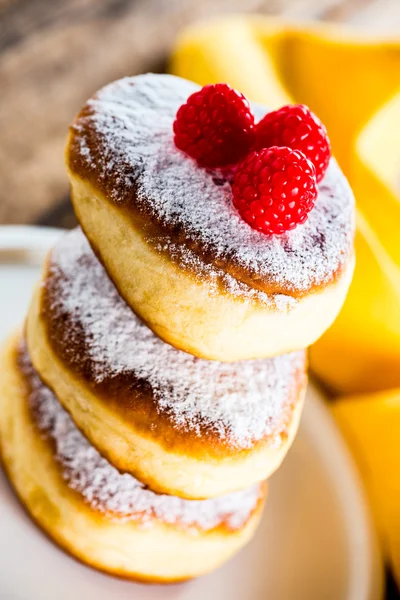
<box><xmin>0</xmin><ymin>226</ymin><xmax>383</xmax><ymax>600</ymax></box>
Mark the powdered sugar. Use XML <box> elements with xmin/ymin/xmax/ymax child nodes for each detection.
<box><xmin>20</xmin><ymin>347</ymin><xmax>261</xmax><ymax>530</ymax></box>
<box><xmin>70</xmin><ymin>73</ymin><xmax>355</xmax><ymax>295</ymax></box>
<box><xmin>47</xmin><ymin>228</ymin><xmax>306</xmax><ymax>449</ymax></box>
<box><xmin>153</xmin><ymin>238</ymin><xmax>296</xmax><ymax>308</ymax></box>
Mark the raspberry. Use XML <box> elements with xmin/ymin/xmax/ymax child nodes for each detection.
<box><xmin>254</xmin><ymin>104</ymin><xmax>331</xmax><ymax>182</ymax></box>
<box><xmin>173</xmin><ymin>83</ymin><xmax>255</xmax><ymax>168</ymax></box>
<box><xmin>232</xmin><ymin>146</ymin><xmax>317</xmax><ymax>235</ymax></box>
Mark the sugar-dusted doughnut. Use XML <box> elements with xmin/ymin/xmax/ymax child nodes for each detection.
<box><xmin>66</xmin><ymin>73</ymin><xmax>355</xmax><ymax>361</ymax></box>
<box><xmin>0</xmin><ymin>336</ymin><xmax>266</xmax><ymax>583</ymax></box>
<box><xmin>26</xmin><ymin>228</ymin><xmax>307</xmax><ymax>499</ymax></box>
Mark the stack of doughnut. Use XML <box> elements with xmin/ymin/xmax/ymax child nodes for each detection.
<box><xmin>0</xmin><ymin>74</ymin><xmax>355</xmax><ymax>582</ymax></box>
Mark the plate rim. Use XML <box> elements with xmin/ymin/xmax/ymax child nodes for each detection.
<box><xmin>0</xmin><ymin>225</ymin><xmax>63</xmax><ymax>249</ymax></box>
<box><xmin>303</xmin><ymin>385</ymin><xmax>383</xmax><ymax>600</ymax></box>
<box><xmin>0</xmin><ymin>224</ymin><xmax>384</xmax><ymax>600</ymax></box>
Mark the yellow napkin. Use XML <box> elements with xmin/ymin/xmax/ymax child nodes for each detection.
<box><xmin>333</xmin><ymin>390</ymin><xmax>400</xmax><ymax>585</ymax></box>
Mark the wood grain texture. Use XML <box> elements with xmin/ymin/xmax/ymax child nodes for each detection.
<box><xmin>0</xmin><ymin>0</ymin><xmax>398</xmax><ymax>225</ymax></box>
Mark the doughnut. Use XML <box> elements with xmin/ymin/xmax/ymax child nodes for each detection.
<box><xmin>0</xmin><ymin>335</ymin><xmax>266</xmax><ymax>583</ymax></box>
<box><xmin>26</xmin><ymin>228</ymin><xmax>307</xmax><ymax>499</ymax></box>
<box><xmin>66</xmin><ymin>73</ymin><xmax>355</xmax><ymax>361</ymax></box>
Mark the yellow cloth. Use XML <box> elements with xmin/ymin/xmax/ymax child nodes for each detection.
<box><xmin>333</xmin><ymin>390</ymin><xmax>400</xmax><ymax>586</ymax></box>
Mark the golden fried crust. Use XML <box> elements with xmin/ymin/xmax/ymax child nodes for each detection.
<box><xmin>0</xmin><ymin>334</ymin><xmax>266</xmax><ymax>582</ymax></box>
<box><xmin>66</xmin><ymin>74</ymin><xmax>355</xmax><ymax>299</ymax></box>
<box><xmin>40</xmin><ymin>267</ymin><xmax>306</xmax><ymax>458</ymax></box>
<box><xmin>69</xmin><ymin>174</ymin><xmax>354</xmax><ymax>362</ymax></box>
<box><xmin>27</xmin><ymin>271</ymin><xmax>306</xmax><ymax>498</ymax></box>
<box><xmin>25</xmin><ymin>225</ymin><xmax>307</xmax><ymax>498</ymax></box>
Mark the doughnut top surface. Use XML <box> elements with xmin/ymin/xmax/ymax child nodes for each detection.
<box><xmin>68</xmin><ymin>73</ymin><xmax>355</xmax><ymax>298</ymax></box>
<box><xmin>42</xmin><ymin>228</ymin><xmax>306</xmax><ymax>450</ymax></box>
<box><xmin>19</xmin><ymin>344</ymin><xmax>262</xmax><ymax>531</ymax></box>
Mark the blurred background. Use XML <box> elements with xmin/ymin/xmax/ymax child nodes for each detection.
<box><xmin>1</xmin><ymin>0</ymin><xmax>400</xmax><ymax>597</ymax></box>
<box><xmin>0</xmin><ymin>0</ymin><xmax>399</xmax><ymax>227</ymax></box>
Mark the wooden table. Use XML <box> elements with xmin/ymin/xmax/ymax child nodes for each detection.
<box><xmin>1</xmin><ymin>1</ymin><xmax>400</xmax><ymax>597</ymax></box>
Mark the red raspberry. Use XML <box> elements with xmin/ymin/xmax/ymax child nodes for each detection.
<box><xmin>232</xmin><ymin>146</ymin><xmax>318</xmax><ymax>235</ymax></box>
<box><xmin>254</xmin><ymin>104</ymin><xmax>331</xmax><ymax>182</ymax></box>
<box><xmin>173</xmin><ymin>84</ymin><xmax>255</xmax><ymax>168</ymax></box>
